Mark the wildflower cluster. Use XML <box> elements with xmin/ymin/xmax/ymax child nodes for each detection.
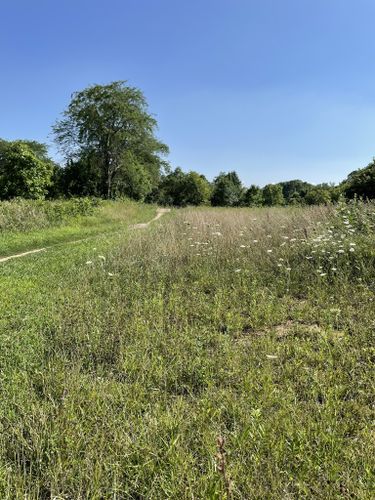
<box><xmin>85</xmin><ymin>253</ymin><xmax>116</xmax><ymax>277</ymax></box>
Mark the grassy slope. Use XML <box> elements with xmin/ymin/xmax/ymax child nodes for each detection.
<box><xmin>0</xmin><ymin>203</ymin><xmax>374</xmax><ymax>498</ymax></box>
<box><xmin>0</xmin><ymin>200</ymin><xmax>155</xmax><ymax>257</ymax></box>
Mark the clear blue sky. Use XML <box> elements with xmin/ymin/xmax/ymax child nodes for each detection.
<box><xmin>1</xmin><ymin>0</ymin><xmax>375</xmax><ymax>186</ymax></box>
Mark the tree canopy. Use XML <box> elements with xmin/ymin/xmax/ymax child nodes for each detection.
<box><xmin>242</xmin><ymin>185</ymin><xmax>263</xmax><ymax>206</ymax></box>
<box><xmin>0</xmin><ymin>140</ymin><xmax>55</xmax><ymax>199</ymax></box>
<box><xmin>343</xmin><ymin>160</ymin><xmax>375</xmax><ymax>200</ymax></box>
<box><xmin>53</xmin><ymin>81</ymin><xmax>168</xmax><ymax>199</ymax></box>
<box><xmin>262</xmin><ymin>184</ymin><xmax>285</xmax><ymax>206</ymax></box>
<box><xmin>211</xmin><ymin>171</ymin><xmax>243</xmax><ymax>206</ymax></box>
<box><xmin>150</xmin><ymin>168</ymin><xmax>211</xmax><ymax>206</ymax></box>
<box><xmin>278</xmin><ymin>179</ymin><xmax>313</xmax><ymax>203</ymax></box>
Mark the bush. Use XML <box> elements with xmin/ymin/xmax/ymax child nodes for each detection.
<box><xmin>0</xmin><ymin>140</ymin><xmax>55</xmax><ymax>200</ymax></box>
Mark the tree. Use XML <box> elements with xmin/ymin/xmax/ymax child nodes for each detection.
<box><xmin>288</xmin><ymin>191</ymin><xmax>304</xmax><ymax>205</ymax></box>
<box><xmin>0</xmin><ymin>139</ymin><xmax>55</xmax><ymax>199</ymax></box>
<box><xmin>153</xmin><ymin>168</ymin><xmax>211</xmax><ymax>206</ymax></box>
<box><xmin>53</xmin><ymin>81</ymin><xmax>168</xmax><ymax>199</ymax></box>
<box><xmin>305</xmin><ymin>187</ymin><xmax>332</xmax><ymax>205</ymax></box>
<box><xmin>278</xmin><ymin>179</ymin><xmax>313</xmax><ymax>203</ymax></box>
<box><xmin>242</xmin><ymin>184</ymin><xmax>263</xmax><ymax>206</ymax></box>
<box><xmin>114</xmin><ymin>152</ymin><xmax>154</xmax><ymax>200</ymax></box>
<box><xmin>343</xmin><ymin>160</ymin><xmax>375</xmax><ymax>199</ymax></box>
<box><xmin>181</xmin><ymin>171</ymin><xmax>211</xmax><ymax>205</ymax></box>
<box><xmin>211</xmin><ymin>171</ymin><xmax>243</xmax><ymax>206</ymax></box>
<box><xmin>57</xmin><ymin>153</ymin><xmax>102</xmax><ymax>197</ymax></box>
<box><xmin>262</xmin><ymin>184</ymin><xmax>284</xmax><ymax>206</ymax></box>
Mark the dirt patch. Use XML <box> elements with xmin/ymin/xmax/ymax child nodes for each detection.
<box><xmin>130</xmin><ymin>208</ymin><xmax>170</xmax><ymax>229</ymax></box>
<box><xmin>0</xmin><ymin>247</ymin><xmax>47</xmax><ymax>263</ymax></box>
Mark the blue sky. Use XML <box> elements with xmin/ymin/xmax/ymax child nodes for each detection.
<box><xmin>1</xmin><ymin>0</ymin><xmax>375</xmax><ymax>186</ymax></box>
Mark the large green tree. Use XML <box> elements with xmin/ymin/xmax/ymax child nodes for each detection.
<box><xmin>343</xmin><ymin>160</ymin><xmax>375</xmax><ymax>199</ymax></box>
<box><xmin>262</xmin><ymin>184</ymin><xmax>284</xmax><ymax>206</ymax></box>
<box><xmin>242</xmin><ymin>184</ymin><xmax>263</xmax><ymax>206</ymax></box>
<box><xmin>0</xmin><ymin>139</ymin><xmax>55</xmax><ymax>199</ymax></box>
<box><xmin>211</xmin><ymin>171</ymin><xmax>243</xmax><ymax>206</ymax></box>
<box><xmin>305</xmin><ymin>186</ymin><xmax>332</xmax><ymax>205</ymax></box>
<box><xmin>151</xmin><ymin>168</ymin><xmax>211</xmax><ymax>206</ymax></box>
<box><xmin>53</xmin><ymin>81</ymin><xmax>168</xmax><ymax>199</ymax></box>
<box><xmin>278</xmin><ymin>179</ymin><xmax>313</xmax><ymax>203</ymax></box>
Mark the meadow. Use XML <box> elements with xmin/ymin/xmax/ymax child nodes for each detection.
<box><xmin>0</xmin><ymin>200</ymin><xmax>374</xmax><ymax>498</ymax></box>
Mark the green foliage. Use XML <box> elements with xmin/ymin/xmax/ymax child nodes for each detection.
<box><xmin>0</xmin><ymin>140</ymin><xmax>55</xmax><ymax>200</ymax></box>
<box><xmin>56</xmin><ymin>153</ymin><xmax>103</xmax><ymax>197</ymax></box>
<box><xmin>343</xmin><ymin>159</ymin><xmax>375</xmax><ymax>199</ymax></box>
<box><xmin>262</xmin><ymin>183</ymin><xmax>285</xmax><ymax>206</ymax></box>
<box><xmin>113</xmin><ymin>153</ymin><xmax>154</xmax><ymax>201</ymax></box>
<box><xmin>288</xmin><ymin>191</ymin><xmax>304</xmax><ymax>205</ymax></box>
<box><xmin>211</xmin><ymin>171</ymin><xmax>243</xmax><ymax>206</ymax></box>
<box><xmin>241</xmin><ymin>184</ymin><xmax>263</xmax><ymax>206</ymax></box>
<box><xmin>152</xmin><ymin>168</ymin><xmax>211</xmax><ymax>206</ymax></box>
<box><xmin>305</xmin><ymin>186</ymin><xmax>332</xmax><ymax>205</ymax></box>
<box><xmin>278</xmin><ymin>179</ymin><xmax>313</xmax><ymax>203</ymax></box>
<box><xmin>53</xmin><ymin>81</ymin><xmax>168</xmax><ymax>199</ymax></box>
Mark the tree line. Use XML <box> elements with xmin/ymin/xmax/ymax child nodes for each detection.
<box><xmin>1</xmin><ymin>81</ymin><xmax>374</xmax><ymax>206</ymax></box>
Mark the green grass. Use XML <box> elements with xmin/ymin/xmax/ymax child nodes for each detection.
<box><xmin>0</xmin><ymin>201</ymin><xmax>374</xmax><ymax>498</ymax></box>
<box><xmin>0</xmin><ymin>199</ymin><xmax>155</xmax><ymax>257</ymax></box>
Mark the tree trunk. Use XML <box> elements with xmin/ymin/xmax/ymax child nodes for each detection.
<box><xmin>107</xmin><ymin>168</ymin><xmax>112</xmax><ymax>199</ymax></box>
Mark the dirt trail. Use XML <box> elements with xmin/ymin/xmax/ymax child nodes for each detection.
<box><xmin>129</xmin><ymin>208</ymin><xmax>170</xmax><ymax>229</ymax></box>
<box><xmin>0</xmin><ymin>208</ymin><xmax>170</xmax><ymax>264</ymax></box>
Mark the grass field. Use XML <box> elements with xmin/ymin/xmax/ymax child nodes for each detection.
<box><xmin>0</xmin><ymin>199</ymin><xmax>155</xmax><ymax>257</ymax></box>
<box><xmin>0</xmin><ymin>200</ymin><xmax>374</xmax><ymax>498</ymax></box>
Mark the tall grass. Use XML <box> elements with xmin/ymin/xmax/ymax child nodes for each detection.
<box><xmin>0</xmin><ymin>198</ymin><xmax>100</xmax><ymax>233</ymax></box>
<box><xmin>0</xmin><ymin>202</ymin><xmax>374</xmax><ymax>498</ymax></box>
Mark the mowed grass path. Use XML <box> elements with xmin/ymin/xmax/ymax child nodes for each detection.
<box><xmin>0</xmin><ymin>203</ymin><xmax>374</xmax><ymax>498</ymax></box>
<box><xmin>0</xmin><ymin>200</ymin><xmax>155</xmax><ymax>258</ymax></box>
